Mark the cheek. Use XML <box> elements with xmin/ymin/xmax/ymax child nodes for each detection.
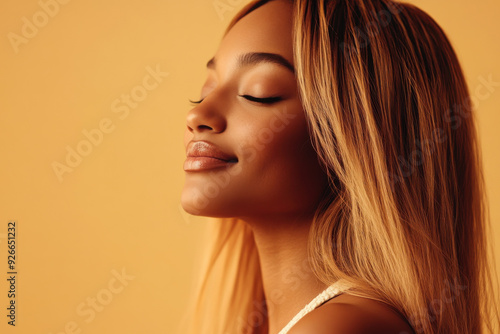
<box><xmin>241</xmin><ymin>106</ymin><xmax>312</xmax><ymax>172</ymax></box>
<box><xmin>234</xmin><ymin>105</ymin><xmax>326</xmax><ymax>213</ymax></box>
<box><xmin>238</xmin><ymin>104</ymin><xmax>306</xmax><ymax>154</ymax></box>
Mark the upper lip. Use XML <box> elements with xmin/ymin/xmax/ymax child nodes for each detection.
<box><xmin>186</xmin><ymin>141</ymin><xmax>238</xmax><ymax>162</ymax></box>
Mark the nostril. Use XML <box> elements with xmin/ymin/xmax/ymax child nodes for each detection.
<box><xmin>198</xmin><ymin>125</ymin><xmax>213</xmax><ymax>131</ymax></box>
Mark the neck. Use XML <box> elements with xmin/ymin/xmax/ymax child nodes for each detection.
<box><xmin>244</xmin><ymin>215</ymin><xmax>328</xmax><ymax>334</ymax></box>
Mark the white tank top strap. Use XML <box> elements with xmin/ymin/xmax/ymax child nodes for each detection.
<box><xmin>277</xmin><ymin>279</ymin><xmax>353</xmax><ymax>334</ymax></box>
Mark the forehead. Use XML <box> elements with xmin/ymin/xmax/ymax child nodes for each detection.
<box><xmin>214</xmin><ymin>0</ymin><xmax>294</xmax><ymax>69</ymax></box>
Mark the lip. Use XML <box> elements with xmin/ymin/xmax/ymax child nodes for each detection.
<box><xmin>184</xmin><ymin>141</ymin><xmax>238</xmax><ymax>172</ymax></box>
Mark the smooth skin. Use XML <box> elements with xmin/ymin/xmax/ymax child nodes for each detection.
<box><xmin>182</xmin><ymin>0</ymin><xmax>415</xmax><ymax>333</ymax></box>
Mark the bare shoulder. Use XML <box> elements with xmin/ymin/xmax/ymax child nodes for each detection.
<box><xmin>287</xmin><ymin>293</ymin><xmax>415</xmax><ymax>334</ymax></box>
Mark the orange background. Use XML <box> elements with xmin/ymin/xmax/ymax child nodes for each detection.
<box><xmin>0</xmin><ymin>0</ymin><xmax>498</xmax><ymax>333</ymax></box>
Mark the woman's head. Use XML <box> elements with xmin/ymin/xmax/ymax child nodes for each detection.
<box><xmin>182</xmin><ymin>0</ymin><xmax>328</xmax><ymax>221</ymax></box>
<box><xmin>183</xmin><ymin>1</ymin><xmax>498</xmax><ymax>333</ymax></box>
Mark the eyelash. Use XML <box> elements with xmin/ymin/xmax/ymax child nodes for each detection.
<box><xmin>239</xmin><ymin>95</ymin><xmax>282</xmax><ymax>104</ymax></box>
<box><xmin>189</xmin><ymin>98</ymin><xmax>204</xmax><ymax>105</ymax></box>
<box><xmin>189</xmin><ymin>95</ymin><xmax>282</xmax><ymax>105</ymax></box>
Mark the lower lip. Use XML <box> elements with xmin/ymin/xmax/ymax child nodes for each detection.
<box><xmin>183</xmin><ymin>157</ymin><xmax>237</xmax><ymax>171</ymax></box>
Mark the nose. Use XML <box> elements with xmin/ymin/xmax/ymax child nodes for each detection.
<box><xmin>186</xmin><ymin>102</ymin><xmax>226</xmax><ymax>134</ymax></box>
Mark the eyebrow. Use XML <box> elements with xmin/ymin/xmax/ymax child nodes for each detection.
<box><xmin>206</xmin><ymin>52</ymin><xmax>295</xmax><ymax>73</ymax></box>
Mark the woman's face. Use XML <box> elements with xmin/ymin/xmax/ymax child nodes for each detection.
<box><xmin>181</xmin><ymin>0</ymin><xmax>327</xmax><ymax>220</ymax></box>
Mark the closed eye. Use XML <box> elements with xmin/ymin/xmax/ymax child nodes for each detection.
<box><xmin>239</xmin><ymin>95</ymin><xmax>282</xmax><ymax>104</ymax></box>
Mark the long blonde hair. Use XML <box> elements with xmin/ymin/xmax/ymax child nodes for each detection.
<box><xmin>182</xmin><ymin>1</ymin><xmax>500</xmax><ymax>333</ymax></box>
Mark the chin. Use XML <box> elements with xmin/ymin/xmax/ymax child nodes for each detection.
<box><xmin>180</xmin><ymin>188</ymin><xmax>206</xmax><ymax>216</ymax></box>
<box><xmin>180</xmin><ymin>187</ymin><xmax>231</xmax><ymax>218</ymax></box>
